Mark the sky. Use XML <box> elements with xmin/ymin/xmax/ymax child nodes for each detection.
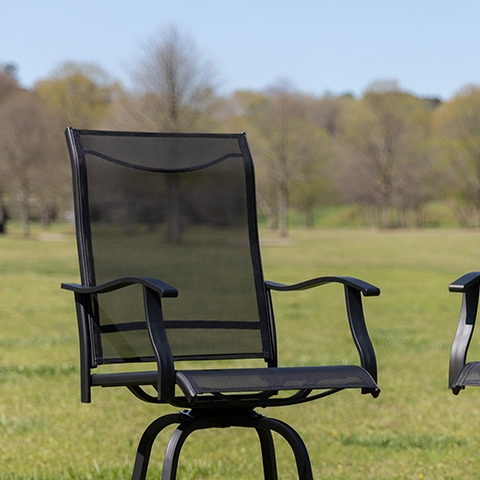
<box><xmin>2</xmin><ymin>0</ymin><xmax>480</xmax><ymax>101</ymax></box>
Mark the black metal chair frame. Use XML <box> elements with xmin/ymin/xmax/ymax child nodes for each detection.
<box><xmin>449</xmin><ymin>272</ymin><xmax>480</xmax><ymax>394</ymax></box>
<box><xmin>132</xmin><ymin>409</ymin><xmax>312</xmax><ymax>480</ymax></box>
<box><xmin>62</xmin><ymin>128</ymin><xmax>381</xmax><ymax>479</ymax></box>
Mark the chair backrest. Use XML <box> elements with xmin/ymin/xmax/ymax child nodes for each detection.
<box><xmin>65</xmin><ymin>129</ymin><xmax>275</xmax><ymax>368</ymax></box>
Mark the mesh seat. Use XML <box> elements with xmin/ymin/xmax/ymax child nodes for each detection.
<box><xmin>176</xmin><ymin>365</ymin><xmax>377</xmax><ymax>402</ymax></box>
<box><xmin>62</xmin><ymin>128</ymin><xmax>381</xmax><ymax>480</ymax></box>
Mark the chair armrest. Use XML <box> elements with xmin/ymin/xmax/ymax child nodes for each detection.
<box><xmin>265</xmin><ymin>276</ymin><xmax>380</xmax><ymax>297</ymax></box>
<box><xmin>265</xmin><ymin>276</ymin><xmax>380</xmax><ymax>397</ymax></box>
<box><xmin>449</xmin><ymin>272</ymin><xmax>480</xmax><ymax>293</ymax></box>
<box><xmin>62</xmin><ymin>276</ymin><xmax>178</xmax><ymax>402</ymax></box>
<box><xmin>449</xmin><ymin>272</ymin><xmax>480</xmax><ymax>393</ymax></box>
<box><xmin>61</xmin><ymin>276</ymin><xmax>178</xmax><ymax>297</ymax></box>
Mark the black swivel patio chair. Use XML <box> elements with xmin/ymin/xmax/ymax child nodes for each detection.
<box><xmin>449</xmin><ymin>272</ymin><xmax>480</xmax><ymax>394</ymax></box>
<box><xmin>62</xmin><ymin>128</ymin><xmax>381</xmax><ymax>480</ymax></box>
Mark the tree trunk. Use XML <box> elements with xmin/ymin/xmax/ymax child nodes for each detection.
<box><xmin>165</xmin><ymin>174</ymin><xmax>182</xmax><ymax>245</ymax></box>
<box><xmin>0</xmin><ymin>192</ymin><xmax>6</xmax><ymax>234</ymax></box>
<box><xmin>37</xmin><ymin>199</ymin><xmax>52</xmax><ymax>227</ymax></box>
<box><xmin>19</xmin><ymin>189</ymin><xmax>30</xmax><ymax>237</ymax></box>
<box><xmin>305</xmin><ymin>208</ymin><xmax>315</xmax><ymax>228</ymax></box>
<box><xmin>278</xmin><ymin>183</ymin><xmax>288</xmax><ymax>237</ymax></box>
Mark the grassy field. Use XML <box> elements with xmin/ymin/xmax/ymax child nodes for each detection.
<box><xmin>1</xmin><ymin>223</ymin><xmax>480</xmax><ymax>479</ymax></box>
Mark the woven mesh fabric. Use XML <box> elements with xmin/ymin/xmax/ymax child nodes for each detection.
<box><xmin>72</xmin><ymin>131</ymin><xmax>269</xmax><ymax>365</ymax></box>
<box><xmin>176</xmin><ymin>365</ymin><xmax>377</xmax><ymax>395</ymax></box>
<box><xmin>452</xmin><ymin>361</ymin><xmax>480</xmax><ymax>387</ymax></box>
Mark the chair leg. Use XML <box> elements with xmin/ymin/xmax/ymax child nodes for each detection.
<box><xmin>133</xmin><ymin>410</ymin><xmax>312</xmax><ymax>480</ymax></box>
<box><xmin>162</xmin><ymin>421</ymin><xmax>281</xmax><ymax>480</ymax></box>
<box><xmin>255</xmin><ymin>426</ymin><xmax>278</xmax><ymax>480</ymax></box>
<box><xmin>161</xmin><ymin>419</ymin><xmax>200</xmax><ymax>480</ymax></box>
<box><xmin>132</xmin><ymin>412</ymin><xmax>186</xmax><ymax>480</ymax></box>
<box><xmin>256</xmin><ymin>417</ymin><xmax>313</xmax><ymax>480</ymax></box>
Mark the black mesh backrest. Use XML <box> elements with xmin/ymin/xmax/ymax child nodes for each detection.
<box><xmin>66</xmin><ymin>130</ymin><xmax>273</xmax><ymax>366</ymax></box>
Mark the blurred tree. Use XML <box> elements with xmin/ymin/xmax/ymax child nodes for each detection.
<box><xmin>0</xmin><ymin>71</ymin><xmax>20</xmax><ymax>233</ymax></box>
<box><xmin>247</xmin><ymin>79</ymin><xmax>330</xmax><ymax>236</ymax></box>
<box><xmin>433</xmin><ymin>85</ymin><xmax>480</xmax><ymax>227</ymax></box>
<box><xmin>335</xmin><ymin>81</ymin><xmax>432</xmax><ymax>228</ymax></box>
<box><xmin>306</xmin><ymin>94</ymin><xmax>353</xmax><ymax>136</ymax></box>
<box><xmin>0</xmin><ymin>70</ymin><xmax>19</xmax><ymax>104</ymax></box>
<box><xmin>290</xmin><ymin>126</ymin><xmax>334</xmax><ymax>227</ymax></box>
<box><xmin>35</xmin><ymin>61</ymin><xmax>122</xmax><ymax>128</ymax></box>
<box><xmin>111</xmin><ymin>25</ymin><xmax>221</xmax><ymax>244</ymax></box>
<box><xmin>125</xmin><ymin>24</ymin><xmax>219</xmax><ymax>132</ymax></box>
<box><xmin>0</xmin><ymin>62</ymin><xmax>18</xmax><ymax>78</ymax></box>
<box><xmin>0</xmin><ymin>90</ymin><xmax>66</xmax><ymax>236</ymax></box>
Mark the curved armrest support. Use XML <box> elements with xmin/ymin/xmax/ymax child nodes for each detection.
<box><xmin>449</xmin><ymin>272</ymin><xmax>480</xmax><ymax>393</ymax></box>
<box><xmin>265</xmin><ymin>276</ymin><xmax>380</xmax><ymax>397</ymax></box>
<box><xmin>61</xmin><ymin>276</ymin><xmax>177</xmax><ymax>402</ymax></box>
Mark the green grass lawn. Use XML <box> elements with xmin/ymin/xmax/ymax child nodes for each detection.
<box><xmin>1</xmin><ymin>223</ymin><xmax>480</xmax><ymax>479</ymax></box>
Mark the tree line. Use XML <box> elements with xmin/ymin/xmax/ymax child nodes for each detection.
<box><xmin>1</xmin><ymin>25</ymin><xmax>480</xmax><ymax>237</ymax></box>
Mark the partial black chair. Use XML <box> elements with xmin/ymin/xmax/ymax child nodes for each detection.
<box><xmin>449</xmin><ymin>272</ymin><xmax>480</xmax><ymax>394</ymax></box>
<box><xmin>62</xmin><ymin>128</ymin><xmax>381</xmax><ymax>480</ymax></box>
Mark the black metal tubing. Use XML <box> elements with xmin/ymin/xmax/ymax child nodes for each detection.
<box><xmin>265</xmin><ymin>276</ymin><xmax>380</xmax><ymax>396</ymax></box>
<box><xmin>65</xmin><ymin>127</ymin><xmax>94</xmax><ymax>286</ymax></box>
<box><xmin>256</xmin><ymin>426</ymin><xmax>278</xmax><ymax>479</ymax></box>
<box><xmin>264</xmin><ymin>287</ymin><xmax>279</xmax><ymax>368</ymax></box>
<box><xmin>132</xmin><ymin>413</ymin><xmax>185</xmax><ymax>480</ymax></box>
<box><xmin>162</xmin><ymin>385</ymin><xmax>341</xmax><ymax>410</ymax></box>
<box><xmin>449</xmin><ymin>272</ymin><xmax>480</xmax><ymax>393</ymax></box>
<box><xmin>73</xmin><ymin>291</ymin><xmax>94</xmax><ymax>403</ymax></box>
<box><xmin>265</xmin><ymin>276</ymin><xmax>380</xmax><ymax>297</ymax></box>
<box><xmin>344</xmin><ymin>286</ymin><xmax>379</xmax><ymax>396</ymax></box>
<box><xmin>61</xmin><ymin>276</ymin><xmax>178</xmax><ymax>298</ymax></box>
<box><xmin>131</xmin><ymin>410</ymin><xmax>312</xmax><ymax>480</ymax></box>
<box><xmin>238</xmin><ymin>133</ymin><xmax>275</xmax><ymax>365</ymax></box>
<box><xmin>143</xmin><ymin>286</ymin><xmax>175</xmax><ymax>400</ymax></box>
<box><xmin>61</xmin><ymin>277</ymin><xmax>178</xmax><ymax>402</ymax></box>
